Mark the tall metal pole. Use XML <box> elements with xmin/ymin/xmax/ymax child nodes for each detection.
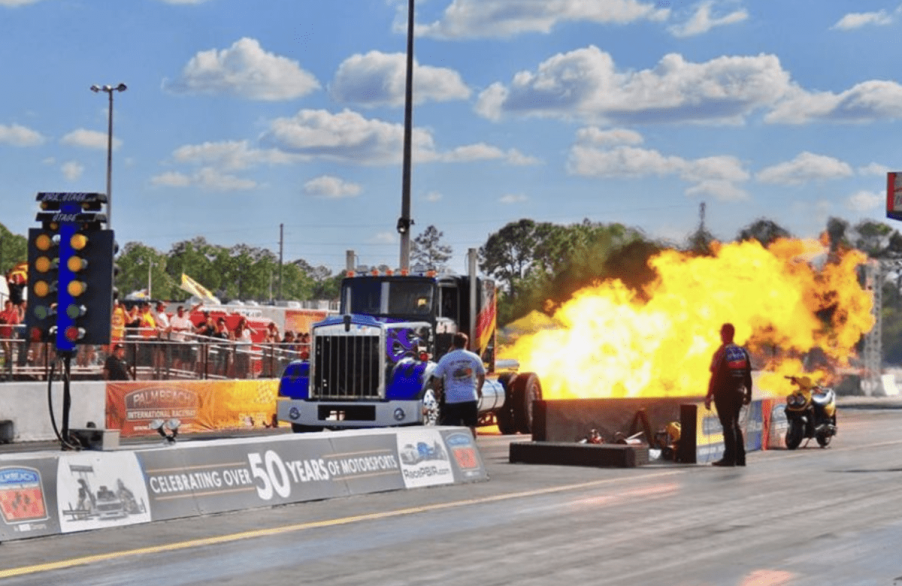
<box><xmin>105</xmin><ymin>89</ymin><xmax>114</xmax><ymax>225</ymax></box>
<box><xmin>397</xmin><ymin>0</ymin><xmax>415</xmax><ymax>270</ymax></box>
<box><xmin>91</xmin><ymin>83</ymin><xmax>127</xmax><ymax>227</ymax></box>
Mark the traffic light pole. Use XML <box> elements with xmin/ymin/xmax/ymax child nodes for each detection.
<box><xmin>60</xmin><ymin>352</ymin><xmax>73</xmax><ymax>448</ymax></box>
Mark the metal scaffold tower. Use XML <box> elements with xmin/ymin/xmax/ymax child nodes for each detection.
<box><xmin>862</xmin><ymin>261</ymin><xmax>884</xmax><ymax>396</ymax></box>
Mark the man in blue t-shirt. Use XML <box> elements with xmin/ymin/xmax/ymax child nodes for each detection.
<box><xmin>433</xmin><ymin>332</ymin><xmax>485</xmax><ymax>437</ymax></box>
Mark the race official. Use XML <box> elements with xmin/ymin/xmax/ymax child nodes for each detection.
<box><xmin>705</xmin><ymin>323</ymin><xmax>753</xmax><ymax>467</ymax></box>
<box><xmin>433</xmin><ymin>332</ymin><xmax>485</xmax><ymax>438</ymax></box>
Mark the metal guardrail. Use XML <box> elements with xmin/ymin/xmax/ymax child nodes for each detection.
<box><xmin>0</xmin><ymin>333</ymin><xmax>308</xmax><ymax>382</ymax></box>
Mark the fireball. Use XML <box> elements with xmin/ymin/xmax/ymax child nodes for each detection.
<box><xmin>500</xmin><ymin>238</ymin><xmax>874</xmax><ymax>400</ymax></box>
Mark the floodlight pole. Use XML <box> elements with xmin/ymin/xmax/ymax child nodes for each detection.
<box><xmin>90</xmin><ymin>83</ymin><xmax>127</xmax><ymax>227</ymax></box>
<box><xmin>397</xmin><ymin>0</ymin><xmax>415</xmax><ymax>271</ymax></box>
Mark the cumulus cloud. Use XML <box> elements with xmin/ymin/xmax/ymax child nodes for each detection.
<box><xmin>163</xmin><ymin>37</ymin><xmax>320</xmax><ymax>100</ymax></box>
<box><xmin>766</xmin><ymin>80</ymin><xmax>902</xmax><ymax>124</ymax></box>
<box><xmin>171</xmin><ymin>140</ymin><xmax>293</xmax><ymax>171</ymax></box>
<box><xmin>567</xmin><ymin>128</ymin><xmax>750</xmax><ymax>200</ymax></box>
<box><xmin>846</xmin><ymin>190</ymin><xmax>882</xmax><ymax>211</ymax></box>
<box><xmin>500</xmin><ymin>193</ymin><xmax>529</xmax><ymax>204</ymax></box>
<box><xmin>669</xmin><ymin>1</ymin><xmax>748</xmax><ymax>38</ymax></box>
<box><xmin>61</xmin><ymin>161</ymin><xmax>84</xmax><ymax>181</ymax></box>
<box><xmin>260</xmin><ymin>108</ymin><xmax>531</xmax><ymax>167</ymax></box>
<box><xmin>331</xmin><ymin>51</ymin><xmax>470</xmax><ymax>107</ymax></box>
<box><xmin>413</xmin><ymin>0</ymin><xmax>668</xmax><ymax>39</ymax></box>
<box><xmin>575</xmin><ymin>127</ymin><xmax>644</xmax><ymax>147</ymax></box>
<box><xmin>151</xmin><ymin>167</ymin><xmax>256</xmax><ymax>191</ymax></box>
<box><xmin>61</xmin><ymin>128</ymin><xmax>121</xmax><ymax>150</ymax></box>
<box><xmin>303</xmin><ymin>175</ymin><xmax>362</xmax><ymax>199</ymax></box>
<box><xmin>0</xmin><ymin>123</ymin><xmax>44</xmax><ymax>146</ymax></box>
<box><xmin>831</xmin><ymin>10</ymin><xmax>895</xmax><ymax>30</ymax></box>
<box><xmin>475</xmin><ymin>46</ymin><xmax>792</xmax><ymax>125</ymax></box>
<box><xmin>858</xmin><ymin>162</ymin><xmax>890</xmax><ymax>176</ymax></box>
<box><xmin>755</xmin><ymin>152</ymin><xmax>853</xmax><ymax>185</ymax></box>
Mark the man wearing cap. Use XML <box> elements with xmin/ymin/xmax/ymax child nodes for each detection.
<box><xmin>705</xmin><ymin>323</ymin><xmax>753</xmax><ymax>467</ymax></box>
<box><xmin>103</xmin><ymin>344</ymin><xmax>131</xmax><ymax>381</ymax></box>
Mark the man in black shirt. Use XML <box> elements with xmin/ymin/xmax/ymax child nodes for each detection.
<box><xmin>103</xmin><ymin>344</ymin><xmax>131</xmax><ymax>381</ymax></box>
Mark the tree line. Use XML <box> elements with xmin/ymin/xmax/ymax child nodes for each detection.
<box><xmin>4</xmin><ymin>216</ymin><xmax>902</xmax><ymax>363</ymax></box>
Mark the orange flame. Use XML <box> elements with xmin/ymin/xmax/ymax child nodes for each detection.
<box><xmin>500</xmin><ymin>239</ymin><xmax>875</xmax><ymax>400</ymax></box>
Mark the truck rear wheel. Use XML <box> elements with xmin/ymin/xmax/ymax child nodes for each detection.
<box><xmin>495</xmin><ymin>373</ymin><xmax>518</xmax><ymax>435</ymax></box>
<box><xmin>512</xmin><ymin>373</ymin><xmax>542</xmax><ymax>435</ymax></box>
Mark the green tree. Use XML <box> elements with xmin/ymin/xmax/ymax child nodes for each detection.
<box><xmin>479</xmin><ymin>219</ymin><xmax>547</xmax><ymax>297</ymax></box>
<box><xmin>412</xmin><ymin>225</ymin><xmax>453</xmax><ymax>270</ymax></box>
<box><xmin>116</xmin><ymin>243</ymin><xmax>172</xmax><ymax>299</ymax></box>
<box><xmin>0</xmin><ymin>224</ymin><xmax>27</xmax><ymax>279</ymax></box>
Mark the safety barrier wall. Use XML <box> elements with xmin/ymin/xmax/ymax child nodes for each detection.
<box><xmin>0</xmin><ymin>379</ymin><xmax>281</xmax><ymax>443</ymax></box>
<box><xmin>0</xmin><ymin>427</ymin><xmax>486</xmax><ymax>542</ymax></box>
<box><xmin>532</xmin><ymin>397</ymin><xmax>787</xmax><ymax>464</ymax></box>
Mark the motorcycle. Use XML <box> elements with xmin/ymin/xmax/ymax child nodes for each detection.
<box><xmin>783</xmin><ymin>375</ymin><xmax>837</xmax><ymax>449</ymax></box>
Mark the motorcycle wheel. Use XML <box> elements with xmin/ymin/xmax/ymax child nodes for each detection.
<box><xmin>785</xmin><ymin>420</ymin><xmax>804</xmax><ymax>450</ymax></box>
<box><xmin>815</xmin><ymin>433</ymin><xmax>832</xmax><ymax>448</ymax></box>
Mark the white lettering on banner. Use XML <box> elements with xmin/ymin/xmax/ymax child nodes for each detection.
<box><xmin>337</xmin><ymin>454</ymin><xmax>399</xmax><ymax>475</ymax></box>
<box><xmin>222</xmin><ymin>468</ymin><xmax>253</xmax><ymax>487</ymax></box>
<box><xmin>401</xmin><ymin>466</ymin><xmax>451</xmax><ymax>480</ymax></box>
<box><xmin>285</xmin><ymin>458</ymin><xmax>329</xmax><ymax>483</ymax></box>
<box><xmin>149</xmin><ymin>470</ymin><xmax>222</xmax><ymax>494</ymax></box>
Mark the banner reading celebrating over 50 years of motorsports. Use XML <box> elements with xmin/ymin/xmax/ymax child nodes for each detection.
<box><xmin>0</xmin><ymin>427</ymin><xmax>487</xmax><ymax>543</ymax></box>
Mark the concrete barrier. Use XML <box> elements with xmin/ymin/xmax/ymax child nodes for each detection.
<box><xmin>0</xmin><ymin>426</ymin><xmax>486</xmax><ymax>542</ymax></box>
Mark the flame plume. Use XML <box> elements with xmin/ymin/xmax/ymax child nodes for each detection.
<box><xmin>500</xmin><ymin>239</ymin><xmax>875</xmax><ymax>400</ymax></box>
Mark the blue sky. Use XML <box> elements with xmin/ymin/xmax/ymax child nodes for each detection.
<box><xmin>2</xmin><ymin>0</ymin><xmax>901</xmax><ymax>274</ymax></box>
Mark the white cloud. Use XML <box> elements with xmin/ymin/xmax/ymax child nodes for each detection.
<box><xmin>575</xmin><ymin>127</ymin><xmax>644</xmax><ymax>147</ymax></box>
<box><xmin>846</xmin><ymin>190</ymin><xmax>882</xmax><ymax>211</ymax></box>
<box><xmin>61</xmin><ymin>128</ymin><xmax>122</xmax><ymax>150</ymax></box>
<box><xmin>151</xmin><ymin>172</ymin><xmax>192</xmax><ymax>187</ymax></box>
<box><xmin>163</xmin><ymin>37</ymin><xmax>320</xmax><ymax>101</ymax></box>
<box><xmin>261</xmin><ymin>108</ymin><xmax>527</xmax><ymax>167</ymax></box>
<box><xmin>423</xmin><ymin>191</ymin><xmax>443</xmax><ymax>202</ymax></box>
<box><xmin>475</xmin><ymin>47</ymin><xmax>792</xmax><ymax>125</ymax></box>
<box><xmin>567</xmin><ymin>137</ymin><xmax>750</xmax><ymax>201</ymax></box>
<box><xmin>61</xmin><ymin>161</ymin><xmax>84</xmax><ymax>181</ymax></box>
<box><xmin>858</xmin><ymin>162</ymin><xmax>891</xmax><ymax>176</ymax></box>
<box><xmin>831</xmin><ymin>10</ymin><xmax>894</xmax><ymax>31</ymax></box>
<box><xmin>331</xmin><ymin>51</ymin><xmax>470</xmax><ymax>107</ymax></box>
<box><xmin>766</xmin><ymin>80</ymin><xmax>902</xmax><ymax>124</ymax></box>
<box><xmin>149</xmin><ymin>167</ymin><xmax>256</xmax><ymax>191</ymax></box>
<box><xmin>372</xmin><ymin>232</ymin><xmax>397</xmax><ymax>245</ymax></box>
<box><xmin>261</xmin><ymin>108</ymin><xmax>432</xmax><ymax>166</ymax></box>
<box><xmin>669</xmin><ymin>1</ymin><xmax>748</xmax><ymax>38</ymax></box>
<box><xmin>440</xmin><ymin>143</ymin><xmax>541</xmax><ymax>165</ymax></box>
<box><xmin>756</xmin><ymin>152</ymin><xmax>853</xmax><ymax>185</ymax></box>
<box><xmin>171</xmin><ymin>140</ymin><xmax>292</xmax><ymax>171</ymax></box>
<box><xmin>303</xmin><ymin>175</ymin><xmax>362</xmax><ymax>199</ymax></box>
<box><xmin>500</xmin><ymin>193</ymin><xmax>529</xmax><ymax>204</ymax></box>
<box><xmin>414</xmin><ymin>0</ymin><xmax>668</xmax><ymax>39</ymax></box>
<box><xmin>0</xmin><ymin>123</ymin><xmax>44</xmax><ymax>146</ymax></box>
<box><xmin>0</xmin><ymin>0</ymin><xmax>42</xmax><ymax>5</ymax></box>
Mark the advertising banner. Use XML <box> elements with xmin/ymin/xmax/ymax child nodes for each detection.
<box><xmin>0</xmin><ymin>427</ymin><xmax>486</xmax><ymax>542</ymax></box>
<box><xmin>0</xmin><ymin>459</ymin><xmax>60</xmax><ymax>541</ymax></box>
<box><xmin>106</xmin><ymin>379</ymin><xmax>280</xmax><ymax>437</ymax></box>
<box><xmin>681</xmin><ymin>399</ymin><xmax>767</xmax><ymax>464</ymax></box>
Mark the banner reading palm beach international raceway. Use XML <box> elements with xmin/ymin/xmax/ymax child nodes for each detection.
<box><xmin>0</xmin><ymin>427</ymin><xmax>486</xmax><ymax>542</ymax></box>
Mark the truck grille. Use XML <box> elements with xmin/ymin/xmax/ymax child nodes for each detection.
<box><xmin>312</xmin><ymin>332</ymin><xmax>382</xmax><ymax>399</ymax></box>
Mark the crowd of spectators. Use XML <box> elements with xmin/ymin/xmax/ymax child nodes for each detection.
<box><xmin>0</xmin><ymin>297</ymin><xmax>311</xmax><ymax>380</ymax></box>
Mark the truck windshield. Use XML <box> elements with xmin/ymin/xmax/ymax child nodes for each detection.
<box><xmin>343</xmin><ymin>279</ymin><xmax>435</xmax><ymax>317</ymax></box>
